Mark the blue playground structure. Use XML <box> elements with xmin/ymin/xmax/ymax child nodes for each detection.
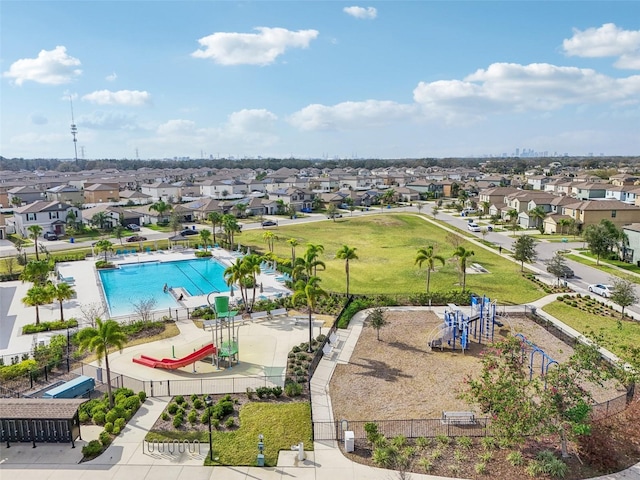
<box><xmin>428</xmin><ymin>295</ymin><xmax>506</xmax><ymax>352</ymax></box>
<box><xmin>515</xmin><ymin>333</ymin><xmax>559</xmax><ymax>384</ymax></box>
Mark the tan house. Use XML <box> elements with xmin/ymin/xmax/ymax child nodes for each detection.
<box><xmin>560</xmin><ymin>199</ymin><xmax>640</xmax><ymax>230</ymax></box>
<box><xmin>84</xmin><ymin>183</ymin><xmax>120</xmax><ymax>203</ymax></box>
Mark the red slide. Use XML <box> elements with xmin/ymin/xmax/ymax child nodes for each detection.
<box><xmin>133</xmin><ymin>343</ymin><xmax>216</xmax><ymax>370</ymax></box>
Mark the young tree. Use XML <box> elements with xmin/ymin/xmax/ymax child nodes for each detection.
<box><xmin>609</xmin><ymin>277</ymin><xmax>638</xmax><ymax>319</ymax></box>
<box><xmin>336</xmin><ymin>245</ymin><xmax>359</xmax><ymax>296</ymax></box>
<box><xmin>431</xmin><ymin>205</ymin><xmax>440</xmax><ymax>219</ymax></box>
<box><xmin>27</xmin><ymin>224</ymin><xmax>43</xmax><ymax>261</ymax></box>
<box><xmin>545</xmin><ymin>251</ymin><xmax>570</xmax><ymax>286</ymax></box>
<box><xmin>132</xmin><ymin>297</ymin><xmax>158</xmax><ymax>322</ymax></box>
<box><xmin>77</xmin><ymin>318</ymin><xmax>127</xmax><ymax>408</ymax></box>
<box><xmin>452</xmin><ymin>246</ymin><xmax>475</xmax><ymax>291</ymax></box>
<box><xmin>414</xmin><ymin>245</ymin><xmax>445</xmax><ymax>293</ymax></box>
<box><xmin>583</xmin><ymin>223</ymin><xmax>614</xmax><ymax>265</ymax></box>
<box><xmin>292</xmin><ymin>276</ymin><xmax>328</xmax><ymax>352</ymax></box>
<box><xmin>326</xmin><ymin>203</ymin><xmax>339</xmax><ymax>221</ymax></box>
<box><xmin>513</xmin><ymin>235</ymin><xmax>538</xmax><ymax>272</ymax></box>
<box><xmin>199</xmin><ymin>229</ymin><xmax>212</xmax><ymax>249</ymax></box>
<box><xmin>46</xmin><ymin>281</ymin><xmax>76</xmax><ymax>321</ymax></box>
<box><xmin>528</xmin><ymin>206</ymin><xmax>547</xmax><ymax>234</ymax></box>
<box><xmin>262</xmin><ymin>230</ymin><xmax>278</xmax><ymax>253</ymax></box>
<box><xmin>287</xmin><ymin>238</ymin><xmax>299</xmax><ymax>265</ymax></box>
<box><xmin>368</xmin><ymin>307</ymin><xmax>388</xmax><ymax>341</ymax></box>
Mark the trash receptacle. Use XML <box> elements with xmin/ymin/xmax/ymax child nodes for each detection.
<box><xmin>70</xmin><ymin>237</ymin><xmax>74</xmax><ymax>243</ymax></box>
<box><xmin>344</xmin><ymin>431</ymin><xmax>354</xmax><ymax>453</ymax></box>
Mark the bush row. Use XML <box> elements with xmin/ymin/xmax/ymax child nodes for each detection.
<box><xmin>22</xmin><ymin>318</ymin><xmax>78</xmax><ymax>335</ymax></box>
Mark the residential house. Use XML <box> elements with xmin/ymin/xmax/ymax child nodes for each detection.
<box><xmin>518</xmin><ymin>195</ymin><xmax>555</xmax><ymax>229</ymax></box>
<box><xmin>0</xmin><ymin>213</ymin><xmax>6</xmax><ymax>239</ymax></box>
<box><xmin>526</xmin><ymin>175</ymin><xmax>551</xmax><ymax>190</ymax></box>
<box><xmin>561</xmin><ymin>199</ymin><xmax>640</xmax><ymax>230</ymax></box>
<box><xmin>339</xmin><ymin>176</ymin><xmax>380</xmax><ymax>191</ymax></box>
<box><xmin>199</xmin><ymin>179</ymin><xmax>248</xmax><ymax>199</ymax></box>
<box><xmin>83</xmin><ymin>183</ymin><xmax>120</xmax><ymax>204</ymax></box>
<box><xmin>572</xmin><ymin>182</ymin><xmax>607</xmax><ymax>200</ymax></box>
<box><xmin>140</xmin><ymin>182</ymin><xmax>179</xmax><ymax>202</ymax></box>
<box><xmin>392</xmin><ymin>187</ymin><xmax>421</xmax><ymax>203</ymax></box>
<box><xmin>622</xmin><ymin>223</ymin><xmax>640</xmax><ymax>265</ymax></box>
<box><xmin>119</xmin><ymin>190</ymin><xmax>152</xmax><ymax>205</ymax></box>
<box><xmin>478</xmin><ymin>187</ymin><xmax>519</xmax><ymax>212</ymax></box>
<box><xmin>605</xmin><ymin>185</ymin><xmax>639</xmax><ymax>204</ymax></box>
<box><xmin>45</xmin><ymin>185</ymin><xmax>83</xmax><ymax>205</ymax></box>
<box><xmin>13</xmin><ymin>201</ymin><xmax>80</xmax><ymax>237</ymax></box>
<box><xmin>7</xmin><ymin>186</ymin><xmax>46</xmax><ymax>206</ymax></box>
<box><xmin>609</xmin><ymin>174</ymin><xmax>639</xmax><ymax>186</ymax></box>
<box><xmin>267</xmin><ymin>187</ymin><xmax>314</xmax><ymax>212</ymax></box>
<box><xmin>543</xmin><ymin>177</ymin><xmax>573</xmax><ymax>194</ymax></box>
<box><xmin>405</xmin><ymin>178</ymin><xmax>444</xmax><ymax>197</ymax></box>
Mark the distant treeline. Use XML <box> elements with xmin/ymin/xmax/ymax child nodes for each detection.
<box><xmin>1</xmin><ymin>155</ymin><xmax>638</xmax><ymax>174</ymax></box>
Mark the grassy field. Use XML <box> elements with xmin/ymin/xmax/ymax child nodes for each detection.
<box><xmin>237</xmin><ymin>213</ymin><xmax>544</xmax><ymax>304</ymax></box>
<box><xmin>542</xmin><ymin>300</ymin><xmax>640</xmax><ymax>358</ymax></box>
<box><xmin>147</xmin><ymin>401</ymin><xmax>312</xmax><ymax>466</ymax></box>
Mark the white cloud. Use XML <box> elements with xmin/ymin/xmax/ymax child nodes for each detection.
<box><xmin>156</xmin><ymin>119</ymin><xmax>197</xmax><ymax>136</ymax></box>
<box><xmin>78</xmin><ymin>111</ymin><xmax>141</xmax><ymax>130</ymax></box>
<box><xmin>191</xmin><ymin>27</ymin><xmax>319</xmax><ymax>66</ymax></box>
<box><xmin>106</xmin><ymin>72</ymin><xmax>118</xmax><ymax>82</ymax></box>
<box><xmin>289</xmin><ymin>100</ymin><xmax>416</xmax><ymax>131</ymax></box>
<box><xmin>413</xmin><ymin>62</ymin><xmax>640</xmax><ymax>122</ymax></box>
<box><xmin>563</xmin><ymin>23</ymin><xmax>640</xmax><ymax>70</ymax></box>
<box><xmin>81</xmin><ymin>90</ymin><xmax>151</xmax><ymax>106</ymax></box>
<box><xmin>2</xmin><ymin>46</ymin><xmax>82</xmax><ymax>86</ymax></box>
<box><xmin>343</xmin><ymin>6</ymin><xmax>377</xmax><ymax>19</ymax></box>
<box><xmin>227</xmin><ymin>109</ymin><xmax>277</xmax><ymax>133</ymax></box>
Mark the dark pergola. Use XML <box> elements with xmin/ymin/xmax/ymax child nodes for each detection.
<box><xmin>0</xmin><ymin>398</ymin><xmax>87</xmax><ymax>448</ymax></box>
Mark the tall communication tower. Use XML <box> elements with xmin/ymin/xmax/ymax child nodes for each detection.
<box><xmin>69</xmin><ymin>96</ymin><xmax>79</xmax><ymax>163</ymax></box>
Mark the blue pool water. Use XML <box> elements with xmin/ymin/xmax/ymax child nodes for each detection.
<box><xmin>98</xmin><ymin>259</ymin><xmax>229</xmax><ymax>317</ymax></box>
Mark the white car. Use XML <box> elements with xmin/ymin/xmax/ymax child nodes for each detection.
<box><xmin>588</xmin><ymin>284</ymin><xmax>613</xmax><ymax>298</ymax></box>
<box><xmin>467</xmin><ymin>223</ymin><xmax>481</xmax><ymax>232</ymax></box>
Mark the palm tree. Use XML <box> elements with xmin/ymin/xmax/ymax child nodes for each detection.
<box><xmin>241</xmin><ymin>254</ymin><xmax>262</xmax><ymax>307</ymax></box>
<box><xmin>557</xmin><ymin>218</ymin><xmax>571</xmax><ymax>235</ymax></box>
<box><xmin>199</xmin><ymin>229</ymin><xmax>212</xmax><ymax>249</ymax></box>
<box><xmin>263</xmin><ymin>231</ymin><xmax>278</xmax><ymax>253</ymax></box>
<box><xmin>94</xmin><ymin>239</ymin><xmax>114</xmax><ymax>262</ymax></box>
<box><xmin>415</xmin><ymin>245</ymin><xmax>445</xmax><ymax>293</ymax></box>
<box><xmin>66</xmin><ymin>209</ymin><xmax>78</xmax><ymax>233</ymax></box>
<box><xmin>452</xmin><ymin>246</ymin><xmax>475</xmax><ymax>291</ymax></box>
<box><xmin>150</xmin><ymin>200</ymin><xmax>172</xmax><ymax>222</ymax></box>
<box><xmin>91</xmin><ymin>212</ymin><xmax>109</xmax><ymax>231</ymax></box>
<box><xmin>20</xmin><ymin>260</ymin><xmax>51</xmax><ymax>286</ymax></box>
<box><xmin>528</xmin><ymin>206</ymin><xmax>547</xmax><ymax>234</ymax></box>
<box><xmin>222</xmin><ymin>214</ymin><xmax>241</xmax><ymax>250</ymax></box>
<box><xmin>294</xmin><ymin>243</ymin><xmax>325</xmax><ymax>280</ymax></box>
<box><xmin>287</xmin><ymin>238</ymin><xmax>299</xmax><ymax>266</ymax></box>
<box><xmin>46</xmin><ymin>281</ymin><xmax>76</xmax><ymax>321</ymax></box>
<box><xmin>336</xmin><ymin>245</ymin><xmax>358</xmax><ymax>296</ymax></box>
<box><xmin>208</xmin><ymin>211</ymin><xmax>223</xmax><ymax>245</ymax></box>
<box><xmin>292</xmin><ymin>276</ymin><xmax>328</xmax><ymax>352</ymax></box>
<box><xmin>481</xmin><ymin>201</ymin><xmax>491</xmax><ymax>216</ymax></box>
<box><xmin>27</xmin><ymin>224</ymin><xmax>43</xmax><ymax>261</ymax></box>
<box><xmin>77</xmin><ymin>318</ymin><xmax>127</xmax><ymax>408</ymax></box>
<box><xmin>114</xmin><ymin>225</ymin><xmax>125</xmax><ymax>245</ymax></box>
<box><xmin>382</xmin><ymin>189</ymin><xmax>396</xmax><ymax>208</ymax></box>
<box><xmin>11</xmin><ymin>196</ymin><xmax>23</xmax><ymax>207</ymax></box>
<box><xmin>224</xmin><ymin>260</ymin><xmax>250</xmax><ymax>308</ymax></box>
<box><xmin>22</xmin><ymin>285</ymin><xmax>51</xmax><ymax>325</ymax></box>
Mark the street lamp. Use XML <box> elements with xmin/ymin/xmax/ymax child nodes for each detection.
<box><xmin>205</xmin><ymin>395</ymin><xmax>213</xmax><ymax>461</ymax></box>
<box><xmin>257</xmin><ymin>433</ymin><xmax>264</xmax><ymax>467</ymax></box>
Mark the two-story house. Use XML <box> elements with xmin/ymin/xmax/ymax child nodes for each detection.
<box><xmin>84</xmin><ymin>183</ymin><xmax>120</xmax><ymax>204</ymax></box>
<box><xmin>140</xmin><ymin>182</ymin><xmax>179</xmax><ymax>202</ymax></box>
<box><xmin>605</xmin><ymin>185</ymin><xmax>639</xmax><ymax>204</ymax></box>
<box><xmin>13</xmin><ymin>201</ymin><xmax>80</xmax><ymax>237</ymax></box>
<box><xmin>267</xmin><ymin>187</ymin><xmax>314</xmax><ymax>212</ymax></box>
<box><xmin>561</xmin><ymin>199</ymin><xmax>640</xmax><ymax>230</ymax></box>
<box><xmin>572</xmin><ymin>182</ymin><xmax>607</xmax><ymax>201</ymax></box>
<box><xmin>8</xmin><ymin>186</ymin><xmax>46</xmax><ymax>206</ymax></box>
<box><xmin>46</xmin><ymin>184</ymin><xmax>83</xmax><ymax>205</ymax></box>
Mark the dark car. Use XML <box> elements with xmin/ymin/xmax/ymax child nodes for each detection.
<box><xmin>546</xmin><ymin>264</ymin><xmax>574</xmax><ymax>278</ymax></box>
<box><xmin>43</xmin><ymin>232</ymin><xmax>58</xmax><ymax>241</ymax></box>
<box><xmin>262</xmin><ymin>220</ymin><xmax>277</xmax><ymax>227</ymax></box>
<box><xmin>126</xmin><ymin>235</ymin><xmax>147</xmax><ymax>243</ymax></box>
<box><xmin>180</xmin><ymin>229</ymin><xmax>199</xmax><ymax>236</ymax></box>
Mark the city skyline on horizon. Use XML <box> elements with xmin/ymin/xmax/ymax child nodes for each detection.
<box><xmin>2</xmin><ymin>1</ymin><xmax>640</xmax><ymax>160</ymax></box>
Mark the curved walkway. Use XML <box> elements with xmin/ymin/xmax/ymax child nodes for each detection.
<box><xmin>1</xmin><ymin>296</ymin><xmax>639</xmax><ymax>480</ymax></box>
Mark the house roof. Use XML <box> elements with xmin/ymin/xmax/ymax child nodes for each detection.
<box><xmin>623</xmin><ymin>223</ymin><xmax>640</xmax><ymax>234</ymax></box>
<box><xmin>0</xmin><ymin>398</ymin><xmax>87</xmax><ymax>420</ymax></box>
<box><xmin>564</xmin><ymin>199</ymin><xmax>640</xmax><ymax>211</ymax></box>
<box><xmin>15</xmin><ymin>200</ymin><xmax>72</xmax><ymax>214</ymax></box>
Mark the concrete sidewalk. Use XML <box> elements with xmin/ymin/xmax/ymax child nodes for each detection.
<box><xmin>1</xmin><ymin>297</ymin><xmax>640</xmax><ymax>480</ymax></box>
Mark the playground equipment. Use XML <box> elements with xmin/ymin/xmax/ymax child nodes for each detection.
<box><xmin>203</xmin><ymin>295</ymin><xmax>240</xmax><ymax>369</ymax></box>
<box><xmin>428</xmin><ymin>295</ymin><xmax>504</xmax><ymax>352</ymax></box>
<box><xmin>515</xmin><ymin>333</ymin><xmax>558</xmax><ymax>385</ymax></box>
<box><xmin>133</xmin><ymin>343</ymin><xmax>216</xmax><ymax>369</ymax></box>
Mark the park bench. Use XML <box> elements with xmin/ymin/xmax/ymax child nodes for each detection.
<box><xmin>250</xmin><ymin>311</ymin><xmax>269</xmax><ymax>322</ymax></box>
<box><xmin>441</xmin><ymin>411</ymin><xmax>476</xmax><ymax>425</ymax></box>
<box><xmin>269</xmin><ymin>308</ymin><xmax>288</xmax><ymax>319</ymax></box>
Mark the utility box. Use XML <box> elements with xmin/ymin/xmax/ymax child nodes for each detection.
<box><xmin>257</xmin><ymin>454</ymin><xmax>264</xmax><ymax>467</ymax></box>
<box><xmin>344</xmin><ymin>431</ymin><xmax>355</xmax><ymax>453</ymax></box>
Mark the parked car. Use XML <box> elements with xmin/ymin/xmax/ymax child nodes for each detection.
<box><xmin>547</xmin><ymin>264</ymin><xmax>574</xmax><ymax>278</ymax></box>
<box><xmin>328</xmin><ymin>213</ymin><xmax>343</xmax><ymax>219</ymax></box>
<box><xmin>126</xmin><ymin>235</ymin><xmax>147</xmax><ymax>243</ymax></box>
<box><xmin>126</xmin><ymin>224</ymin><xmax>140</xmax><ymax>231</ymax></box>
<box><xmin>180</xmin><ymin>229</ymin><xmax>199</xmax><ymax>236</ymax></box>
<box><xmin>588</xmin><ymin>284</ymin><xmax>613</xmax><ymax>298</ymax></box>
<box><xmin>467</xmin><ymin>223</ymin><xmax>481</xmax><ymax>232</ymax></box>
<box><xmin>43</xmin><ymin>232</ymin><xmax>58</xmax><ymax>241</ymax></box>
<box><xmin>261</xmin><ymin>220</ymin><xmax>278</xmax><ymax>227</ymax></box>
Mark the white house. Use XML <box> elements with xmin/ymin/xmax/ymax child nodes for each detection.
<box><xmin>13</xmin><ymin>201</ymin><xmax>81</xmax><ymax>237</ymax></box>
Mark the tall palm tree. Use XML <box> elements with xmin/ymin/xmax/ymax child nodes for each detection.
<box><xmin>222</xmin><ymin>214</ymin><xmax>241</xmax><ymax>250</ymax></box>
<box><xmin>224</xmin><ymin>260</ymin><xmax>249</xmax><ymax>308</ymax></box>
<box><xmin>150</xmin><ymin>200</ymin><xmax>172</xmax><ymax>222</ymax></box>
<box><xmin>294</xmin><ymin>243</ymin><xmax>325</xmax><ymax>280</ymax></box>
<box><xmin>27</xmin><ymin>224</ymin><xmax>43</xmax><ymax>261</ymax></box>
<box><xmin>481</xmin><ymin>201</ymin><xmax>491</xmax><ymax>215</ymax></box>
<box><xmin>208</xmin><ymin>211</ymin><xmax>223</xmax><ymax>245</ymax></box>
<box><xmin>77</xmin><ymin>318</ymin><xmax>127</xmax><ymax>408</ymax></box>
<box><xmin>336</xmin><ymin>245</ymin><xmax>358</xmax><ymax>296</ymax></box>
<box><xmin>199</xmin><ymin>229</ymin><xmax>212</xmax><ymax>249</ymax></box>
<box><xmin>91</xmin><ymin>212</ymin><xmax>109</xmax><ymax>231</ymax></box>
<box><xmin>46</xmin><ymin>282</ymin><xmax>76</xmax><ymax>321</ymax></box>
<box><xmin>241</xmin><ymin>254</ymin><xmax>262</xmax><ymax>307</ymax></box>
<box><xmin>95</xmin><ymin>239</ymin><xmax>114</xmax><ymax>262</ymax></box>
<box><xmin>22</xmin><ymin>285</ymin><xmax>51</xmax><ymax>325</ymax></box>
<box><xmin>263</xmin><ymin>231</ymin><xmax>278</xmax><ymax>253</ymax></box>
<box><xmin>114</xmin><ymin>225</ymin><xmax>125</xmax><ymax>245</ymax></box>
<box><xmin>415</xmin><ymin>245</ymin><xmax>445</xmax><ymax>293</ymax></box>
<box><xmin>20</xmin><ymin>260</ymin><xmax>51</xmax><ymax>286</ymax></box>
<box><xmin>528</xmin><ymin>206</ymin><xmax>547</xmax><ymax>234</ymax></box>
<box><xmin>287</xmin><ymin>238</ymin><xmax>299</xmax><ymax>266</ymax></box>
<box><xmin>292</xmin><ymin>276</ymin><xmax>328</xmax><ymax>352</ymax></box>
<box><xmin>452</xmin><ymin>246</ymin><xmax>475</xmax><ymax>291</ymax></box>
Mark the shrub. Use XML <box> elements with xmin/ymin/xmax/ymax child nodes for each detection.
<box><xmin>79</xmin><ymin>411</ymin><xmax>90</xmax><ymax>423</ymax></box>
<box><xmin>457</xmin><ymin>436</ymin><xmax>472</xmax><ymax>449</ymax></box>
<box><xmin>525</xmin><ymin>460</ymin><xmax>544</xmax><ymax>477</ymax></box>
<box><xmin>246</xmin><ymin>387</ymin><xmax>255</xmax><ymax>400</ymax></box>
<box><xmin>105</xmin><ymin>409</ymin><xmax>119</xmax><ymax>425</ymax></box>
<box><xmin>454</xmin><ymin>449</ymin><xmax>467</xmax><ymax>462</ymax></box>
<box><xmin>167</xmin><ymin>403</ymin><xmax>179</xmax><ymax>414</ymax></box>
<box><xmin>364</xmin><ymin>422</ymin><xmax>380</xmax><ymax>444</ymax></box>
<box><xmin>417</xmin><ymin>458</ymin><xmax>433</xmax><ymax>472</ymax></box>
<box><xmin>162</xmin><ymin>412</ymin><xmax>170</xmax><ymax>421</ymax></box>
<box><xmin>284</xmin><ymin>381</ymin><xmax>302</xmax><ymax>397</ymax></box>
<box><xmin>225</xmin><ymin>417</ymin><xmax>235</xmax><ymax>428</ymax></box>
<box><xmin>255</xmin><ymin>387</ymin><xmax>271</xmax><ymax>399</ymax></box>
<box><xmin>475</xmin><ymin>462</ymin><xmax>488</xmax><ymax>474</ymax></box>
<box><xmin>138</xmin><ymin>391</ymin><xmax>147</xmax><ymax>402</ymax></box>
<box><xmin>271</xmin><ymin>386</ymin><xmax>283</xmax><ymax>397</ymax></box>
<box><xmin>188</xmin><ymin>410</ymin><xmax>198</xmax><ymax>424</ymax></box>
<box><xmin>435</xmin><ymin>434</ymin><xmax>451</xmax><ymax>445</ymax></box>
<box><xmin>200</xmin><ymin>412</ymin><xmax>209</xmax><ymax>424</ymax></box>
<box><xmin>99</xmin><ymin>431</ymin><xmax>112</xmax><ymax>446</ymax></box>
<box><xmin>112</xmin><ymin>426</ymin><xmax>121</xmax><ymax>436</ymax></box>
<box><xmin>415</xmin><ymin>436</ymin><xmax>431</xmax><ymax>449</ymax></box>
<box><xmin>431</xmin><ymin>449</ymin><xmax>443</xmax><ymax>460</ymax></box>
<box><xmin>173</xmin><ymin>414</ymin><xmax>183</xmax><ymax>428</ymax></box>
<box><xmin>92</xmin><ymin>411</ymin><xmax>106</xmax><ymax>425</ymax></box>
<box><xmin>481</xmin><ymin>436</ymin><xmax>497</xmax><ymax>450</ymax></box>
<box><xmin>124</xmin><ymin>395</ymin><xmax>140</xmax><ymax>411</ymax></box>
<box><xmin>82</xmin><ymin>440</ymin><xmax>103</xmax><ymax>458</ymax></box>
<box><xmin>175</xmin><ymin>395</ymin><xmax>185</xmax><ymax>405</ymax></box>
<box><xmin>391</xmin><ymin>435</ymin><xmax>407</xmax><ymax>448</ymax></box>
<box><xmin>478</xmin><ymin>451</ymin><xmax>493</xmax><ymax>462</ymax></box>
<box><xmin>212</xmin><ymin>419</ymin><xmax>220</xmax><ymax>429</ymax></box>
<box><xmin>104</xmin><ymin>422</ymin><xmax>114</xmax><ymax>434</ymax></box>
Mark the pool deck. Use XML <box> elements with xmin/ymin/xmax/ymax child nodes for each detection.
<box><xmin>0</xmin><ymin>248</ymin><xmax>293</xmax><ymax>360</ymax></box>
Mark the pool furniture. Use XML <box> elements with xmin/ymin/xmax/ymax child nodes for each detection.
<box><xmin>250</xmin><ymin>311</ymin><xmax>269</xmax><ymax>322</ymax></box>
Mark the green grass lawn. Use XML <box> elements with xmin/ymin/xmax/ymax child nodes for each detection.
<box><xmin>147</xmin><ymin>401</ymin><xmax>312</xmax><ymax>466</ymax></box>
<box><xmin>542</xmin><ymin>300</ymin><xmax>640</xmax><ymax>358</ymax></box>
<box><xmin>237</xmin><ymin>214</ymin><xmax>544</xmax><ymax>304</ymax></box>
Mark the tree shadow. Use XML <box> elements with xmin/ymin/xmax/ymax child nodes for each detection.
<box><xmin>386</xmin><ymin>340</ymin><xmax>428</xmax><ymax>355</ymax></box>
<box><xmin>350</xmin><ymin>358</ymin><xmax>413</xmax><ymax>382</ymax></box>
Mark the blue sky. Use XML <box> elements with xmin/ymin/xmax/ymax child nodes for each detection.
<box><xmin>2</xmin><ymin>1</ymin><xmax>639</xmax><ymax>160</ymax></box>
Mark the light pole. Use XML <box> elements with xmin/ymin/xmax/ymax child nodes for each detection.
<box><xmin>205</xmin><ymin>395</ymin><xmax>213</xmax><ymax>461</ymax></box>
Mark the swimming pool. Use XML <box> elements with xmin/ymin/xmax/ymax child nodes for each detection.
<box><xmin>98</xmin><ymin>258</ymin><xmax>229</xmax><ymax>317</ymax></box>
